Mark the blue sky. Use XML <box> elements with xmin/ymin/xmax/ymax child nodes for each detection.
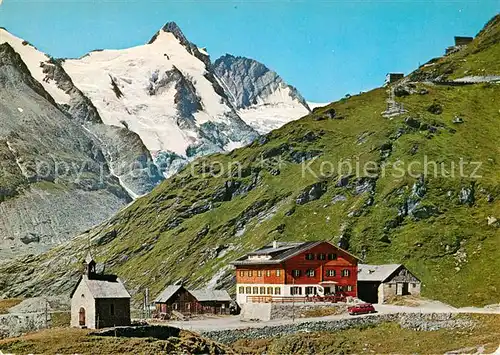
<box><xmin>0</xmin><ymin>1</ymin><xmax>498</xmax><ymax>102</ymax></box>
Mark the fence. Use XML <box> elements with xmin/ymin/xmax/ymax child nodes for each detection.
<box><xmin>247</xmin><ymin>295</ymin><xmax>347</xmax><ymax>304</ymax></box>
<box><xmin>153</xmin><ymin>302</ymin><xmax>231</xmax><ymax>320</ymax></box>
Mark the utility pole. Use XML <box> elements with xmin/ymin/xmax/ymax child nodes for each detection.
<box><xmin>143</xmin><ymin>292</ymin><xmax>146</xmax><ymax>320</ymax></box>
<box><xmin>45</xmin><ymin>298</ymin><xmax>49</xmax><ymax>329</ymax></box>
<box><xmin>291</xmin><ymin>276</ymin><xmax>296</xmax><ymax>323</ymax></box>
<box><xmin>145</xmin><ymin>288</ymin><xmax>150</xmax><ymax>319</ymax></box>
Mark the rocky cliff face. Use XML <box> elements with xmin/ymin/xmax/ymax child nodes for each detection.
<box><xmin>0</xmin><ymin>43</ymin><xmax>134</xmax><ymax>260</ymax></box>
<box><xmin>213</xmin><ymin>54</ymin><xmax>311</xmax><ymax>133</ymax></box>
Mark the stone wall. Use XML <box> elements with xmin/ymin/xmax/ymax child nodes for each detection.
<box><xmin>269</xmin><ymin>303</ymin><xmax>347</xmax><ymax>320</ymax></box>
<box><xmin>240</xmin><ymin>303</ymin><xmax>272</xmax><ymax>321</ymax></box>
<box><xmin>202</xmin><ymin>313</ymin><xmax>474</xmax><ymax>344</ymax></box>
<box><xmin>0</xmin><ymin>312</ymin><xmax>49</xmax><ymax>339</ymax></box>
<box><xmin>379</xmin><ymin>282</ymin><xmax>421</xmax><ymax>303</ymax></box>
<box><xmin>241</xmin><ymin>302</ymin><xmax>347</xmax><ymax>321</ymax></box>
<box><xmin>92</xmin><ymin>325</ymin><xmax>181</xmax><ymax>340</ymax></box>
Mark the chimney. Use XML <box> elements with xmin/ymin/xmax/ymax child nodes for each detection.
<box><xmin>273</xmin><ymin>240</ymin><xmax>278</xmax><ymax>249</ymax></box>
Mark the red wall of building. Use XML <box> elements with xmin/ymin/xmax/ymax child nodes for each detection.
<box><xmin>283</xmin><ymin>242</ymin><xmax>358</xmax><ymax>297</ymax></box>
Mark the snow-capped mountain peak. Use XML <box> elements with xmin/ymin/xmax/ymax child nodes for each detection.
<box><xmin>62</xmin><ymin>24</ymin><xmax>257</xmax><ymax>175</ymax></box>
<box><xmin>148</xmin><ymin>22</ymin><xmax>211</xmax><ymax>67</ymax></box>
<box><xmin>213</xmin><ymin>54</ymin><xmax>311</xmax><ymax>133</ymax></box>
<box><xmin>0</xmin><ymin>28</ymin><xmax>71</xmax><ymax>104</ymax></box>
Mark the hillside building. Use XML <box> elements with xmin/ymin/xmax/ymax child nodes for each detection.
<box><xmin>446</xmin><ymin>36</ymin><xmax>475</xmax><ymax>55</ymax></box>
<box><xmin>357</xmin><ymin>264</ymin><xmax>421</xmax><ymax>304</ymax></box>
<box><xmin>385</xmin><ymin>73</ymin><xmax>405</xmax><ymax>85</ymax></box>
<box><xmin>70</xmin><ymin>253</ymin><xmax>131</xmax><ymax>329</ymax></box>
<box><xmin>454</xmin><ymin>36</ymin><xmax>474</xmax><ymax>46</ymax></box>
<box><xmin>231</xmin><ymin>241</ymin><xmax>359</xmax><ymax>305</ymax></box>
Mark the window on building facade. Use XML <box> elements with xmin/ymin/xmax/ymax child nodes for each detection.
<box><xmin>266</xmin><ymin>270</ymin><xmax>271</xmax><ymax>277</ymax></box>
<box><xmin>239</xmin><ymin>270</ymin><xmax>245</xmax><ymax>277</ymax></box>
<box><xmin>276</xmin><ymin>270</ymin><xmax>281</xmax><ymax>277</ymax></box>
<box><xmin>246</xmin><ymin>287</ymin><xmax>252</xmax><ymax>294</ymax></box>
<box><xmin>267</xmin><ymin>287</ymin><xmax>274</xmax><ymax>295</ymax></box>
<box><xmin>292</xmin><ymin>269</ymin><xmax>301</xmax><ymax>277</ymax></box>
<box><xmin>305</xmin><ymin>253</ymin><xmax>314</xmax><ymax>260</ymax></box>
<box><xmin>326</xmin><ymin>269</ymin><xmax>336</xmax><ymax>277</ymax></box>
<box><xmin>260</xmin><ymin>287</ymin><xmax>266</xmax><ymax>294</ymax></box>
<box><xmin>317</xmin><ymin>253</ymin><xmax>326</xmax><ymax>260</ymax></box>
<box><xmin>337</xmin><ymin>286</ymin><xmax>344</xmax><ymax>292</ymax></box>
<box><xmin>275</xmin><ymin>287</ymin><xmax>281</xmax><ymax>295</ymax></box>
<box><xmin>291</xmin><ymin>286</ymin><xmax>302</xmax><ymax>295</ymax></box>
<box><xmin>347</xmin><ymin>285</ymin><xmax>353</xmax><ymax>292</ymax></box>
<box><xmin>239</xmin><ymin>287</ymin><xmax>244</xmax><ymax>294</ymax></box>
<box><xmin>341</xmin><ymin>269</ymin><xmax>350</xmax><ymax>277</ymax></box>
<box><xmin>257</xmin><ymin>270</ymin><xmax>262</xmax><ymax>277</ymax></box>
<box><xmin>412</xmin><ymin>283</ymin><xmax>417</xmax><ymax>288</ymax></box>
<box><xmin>248</xmin><ymin>270</ymin><xmax>253</xmax><ymax>277</ymax></box>
<box><xmin>305</xmin><ymin>286</ymin><xmax>316</xmax><ymax>295</ymax></box>
<box><xmin>306</xmin><ymin>269</ymin><xmax>315</xmax><ymax>277</ymax></box>
<box><xmin>253</xmin><ymin>287</ymin><xmax>258</xmax><ymax>294</ymax></box>
<box><xmin>328</xmin><ymin>253</ymin><xmax>337</xmax><ymax>260</ymax></box>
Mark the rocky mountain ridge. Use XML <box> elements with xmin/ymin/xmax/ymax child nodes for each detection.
<box><xmin>0</xmin><ymin>42</ymin><xmax>143</xmax><ymax>260</ymax></box>
<box><xmin>213</xmin><ymin>54</ymin><xmax>311</xmax><ymax>133</ymax></box>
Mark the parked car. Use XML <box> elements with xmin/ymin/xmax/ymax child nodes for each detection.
<box><xmin>348</xmin><ymin>303</ymin><xmax>376</xmax><ymax>315</ymax></box>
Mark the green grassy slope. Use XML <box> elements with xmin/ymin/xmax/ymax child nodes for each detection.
<box><xmin>1</xmin><ymin>15</ymin><xmax>499</xmax><ymax>307</ymax></box>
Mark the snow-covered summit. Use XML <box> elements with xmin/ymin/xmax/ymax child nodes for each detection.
<box><xmin>62</xmin><ymin>24</ymin><xmax>257</xmax><ymax>176</ymax></box>
<box><xmin>213</xmin><ymin>54</ymin><xmax>311</xmax><ymax>133</ymax></box>
<box><xmin>148</xmin><ymin>22</ymin><xmax>211</xmax><ymax>67</ymax></box>
<box><xmin>0</xmin><ymin>28</ymin><xmax>71</xmax><ymax>104</ymax></box>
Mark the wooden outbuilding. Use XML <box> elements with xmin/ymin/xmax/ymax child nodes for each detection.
<box><xmin>154</xmin><ymin>285</ymin><xmax>232</xmax><ymax>316</ymax></box>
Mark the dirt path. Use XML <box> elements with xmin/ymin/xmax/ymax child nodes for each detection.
<box><xmin>382</xmin><ymin>87</ymin><xmax>407</xmax><ymax>118</ymax></box>
<box><xmin>165</xmin><ymin>302</ymin><xmax>500</xmax><ymax>332</ymax></box>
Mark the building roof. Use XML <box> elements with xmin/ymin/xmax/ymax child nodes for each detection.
<box><xmin>231</xmin><ymin>241</ymin><xmax>359</xmax><ymax>266</ymax></box>
<box><xmin>154</xmin><ymin>285</ymin><xmax>232</xmax><ymax>303</ymax></box>
<box><xmin>85</xmin><ymin>277</ymin><xmax>131</xmax><ymax>299</ymax></box>
<box><xmin>154</xmin><ymin>285</ymin><xmax>183</xmax><ymax>303</ymax></box>
<box><xmin>190</xmin><ymin>289</ymin><xmax>232</xmax><ymax>302</ymax></box>
<box><xmin>71</xmin><ymin>275</ymin><xmax>131</xmax><ymax>299</ymax></box>
<box><xmin>357</xmin><ymin>264</ymin><xmax>403</xmax><ymax>282</ymax></box>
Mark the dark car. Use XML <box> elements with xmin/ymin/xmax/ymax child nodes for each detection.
<box><xmin>348</xmin><ymin>303</ymin><xmax>376</xmax><ymax>315</ymax></box>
